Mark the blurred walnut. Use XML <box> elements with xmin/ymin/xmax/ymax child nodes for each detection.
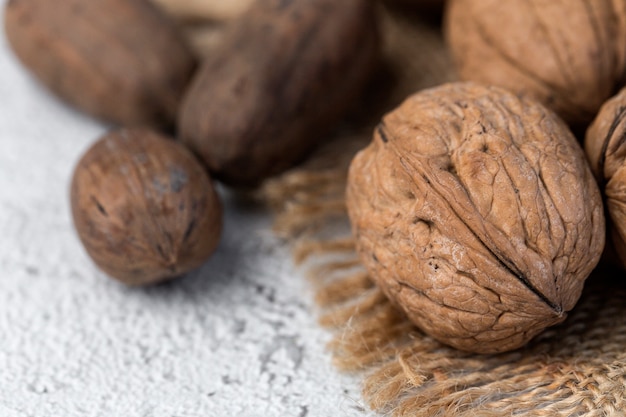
<box><xmin>4</xmin><ymin>0</ymin><xmax>196</xmax><ymax>128</ymax></box>
<box><xmin>445</xmin><ymin>0</ymin><xmax>626</xmax><ymax>127</ymax></box>
<box><xmin>179</xmin><ymin>0</ymin><xmax>378</xmax><ymax>186</ymax></box>
<box><xmin>586</xmin><ymin>87</ymin><xmax>626</xmax><ymax>269</ymax></box>
<box><xmin>71</xmin><ymin>128</ymin><xmax>222</xmax><ymax>286</ymax></box>
<box><xmin>347</xmin><ymin>83</ymin><xmax>605</xmax><ymax>353</ymax></box>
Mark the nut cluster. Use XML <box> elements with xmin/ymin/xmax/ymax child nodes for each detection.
<box><xmin>344</xmin><ymin>0</ymin><xmax>626</xmax><ymax>353</ymax></box>
<box><xmin>5</xmin><ymin>0</ymin><xmax>622</xmax><ymax>354</ymax></box>
<box><xmin>4</xmin><ymin>0</ymin><xmax>378</xmax><ymax>285</ymax></box>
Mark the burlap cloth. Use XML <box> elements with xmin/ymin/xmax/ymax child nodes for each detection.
<box><xmin>259</xmin><ymin>5</ymin><xmax>626</xmax><ymax>416</ymax></box>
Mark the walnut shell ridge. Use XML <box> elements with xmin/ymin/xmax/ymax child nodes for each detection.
<box><xmin>347</xmin><ymin>82</ymin><xmax>605</xmax><ymax>353</ymax></box>
<box><xmin>586</xmin><ymin>87</ymin><xmax>626</xmax><ymax>269</ymax></box>
<box><xmin>445</xmin><ymin>0</ymin><xmax>626</xmax><ymax>127</ymax></box>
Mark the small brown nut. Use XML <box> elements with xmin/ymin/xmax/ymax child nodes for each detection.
<box><xmin>71</xmin><ymin>128</ymin><xmax>222</xmax><ymax>286</ymax></box>
<box><xmin>179</xmin><ymin>0</ymin><xmax>379</xmax><ymax>186</ymax></box>
<box><xmin>347</xmin><ymin>82</ymin><xmax>605</xmax><ymax>353</ymax></box>
<box><xmin>444</xmin><ymin>0</ymin><xmax>626</xmax><ymax>127</ymax></box>
<box><xmin>4</xmin><ymin>0</ymin><xmax>196</xmax><ymax>128</ymax></box>
<box><xmin>585</xmin><ymin>87</ymin><xmax>626</xmax><ymax>269</ymax></box>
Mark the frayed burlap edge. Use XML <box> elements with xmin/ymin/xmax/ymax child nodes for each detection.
<box><xmin>258</xmin><ymin>5</ymin><xmax>626</xmax><ymax>417</ymax></box>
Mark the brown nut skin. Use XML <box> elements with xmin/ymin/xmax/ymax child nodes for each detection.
<box><xmin>4</xmin><ymin>0</ymin><xmax>196</xmax><ymax>128</ymax></box>
<box><xmin>179</xmin><ymin>0</ymin><xmax>379</xmax><ymax>187</ymax></box>
<box><xmin>346</xmin><ymin>82</ymin><xmax>605</xmax><ymax>353</ymax></box>
<box><xmin>71</xmin><ymin>128</ymin><xmax>222</xmax><ymax>286</ymax></box>
<box><xmin>444</xmin><ymin>0</ymin><xmax>626</xmax><ymax>128</ymax></box>
<box><xmin>585</xmin><ymin>87</ymin><xmax>626</xmax><ymax>269</ymax></box>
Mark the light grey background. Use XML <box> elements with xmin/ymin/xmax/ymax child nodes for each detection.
<box><xmin>0</xmin><ymin>4</ymin><xmax>372</xmax><ymax>416</ymax></box>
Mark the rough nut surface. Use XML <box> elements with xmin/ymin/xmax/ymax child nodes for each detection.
<box><xmin>347</xmin><ymin>82</ymin><xmax>605</xmax><ymax>353</ymax></box>
<box><xmin>179</xmin><ymin>0</ymin><xmax>378</xmax><ymax>186</ymax></box>
<box><xmin>445</xmin><ymin>0</ymin><xmax>626</xmax><ymax>127</ymax></box>
<box><xmin>585</xmin><ymin>87</ymin><xmax>626</xmax><ymax>269</ymax></box>
<box><xmin>4</xmin><ymin>0</ymin><xmax>196</xmax><ymax>128</ymax></box>
<box><xmin>71</xmin><ymin>128</ymin><xmax>222</xmax><ymax>286</ymax></box>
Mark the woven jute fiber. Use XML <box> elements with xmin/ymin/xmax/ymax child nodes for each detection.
<box><xmin>259</xmin><ymin>4</ymin><xmax>626</xmax><ymax>417</ymax></box>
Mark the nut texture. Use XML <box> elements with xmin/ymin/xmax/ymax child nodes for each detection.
<box><xmin>347</xmin><ymin>82</ymin><xmax>605</xmax><ymax>353</ymax></box>
<box><xmin>71</xmin><ymin>128</ymin><xmax>222</xmax><ymax>286</ymax></box>
<box><xmin>445</xmin><ymin>0</ymin><xmax>626</xmax><ymax>127</ymax></box>
<box><xmin>4</xmin><ymin>0</ymin><xmax>196</xmax><ymax>128</ymax></box>
<box><xmin>179</xmin><ymin>0</ymin><xmax>378</xmax><ymax>186</ymax></box>
<box><xmin>585</xmin><ymin>87</ymin><xmax>626</xmax><ymax>269</ymax></box>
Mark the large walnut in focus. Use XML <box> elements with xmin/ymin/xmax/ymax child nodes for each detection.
<box><xmin>347</xmin><ymin>83</ymin><xmax>605</xmax><ymax>353</ymax></box>
<box><xmin>445</xmin><ymin>0</ymin><xmax>626</xmax><ymax>127</ymax></box>
<box><xmin>586</xmin><ymin>87</ymin><xmax>626</xmax><ymax>269</ymax></box>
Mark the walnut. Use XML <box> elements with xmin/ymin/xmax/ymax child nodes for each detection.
<box><xmin>585</xmin><ymin>87</ymin><xmax>626</xmax><ymax>269</ymax></box>
<box><xmin>346</xmin><ymin>83</ymin><xmax>605</xmax><ymax>353</ymax></box>
<box><xmin>4</xmin><ymin>0</ymin><xmax>196</xmax><ymax>128</ymax></box>
<box><xmin>179</xmin><ymin>0</ymin><xmax>378</xmax><ymax>186</ymax></box>
<box><xmin>444</xmin><ymin>0</ymin><xmax>626</xmax><ymax>127</ymax></box>
<box><xmin>71</xmin><ymin>128</ymin><xmax>222</xmax><ymax>286</ymax></box>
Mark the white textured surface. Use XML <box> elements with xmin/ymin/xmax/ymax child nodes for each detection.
<box><xmin>0</xmin><ymin>6</ymin><xmax>373</xmax><ymax>416</ymax></box>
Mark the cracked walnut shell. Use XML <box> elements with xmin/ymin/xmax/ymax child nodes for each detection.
<box><xmin>346</xmin><ymin>83</ymin><xmax>605</xmax><ymax>353</ymax></box>
<box><xmin>586</xmin><ymin>87</ymin><xmax>626</xmax><ymax>270</ymax></box>
<box><xmin>445</xmin><ymin>0</ymin><xmax>626</xmax><ymax>127</ymax></box>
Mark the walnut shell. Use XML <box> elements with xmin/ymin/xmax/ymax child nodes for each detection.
<box><xmin>71</xmin><ymin>128</ymin><xmax>222</xmax><ymax>286</ymax></box>
<box><xmin>179</xmin><ymin>0</ymin><xmax>378</xmax><ymax>186</ymax></box>
<box><xmin>4</xmin><ymin>0</ymin><xmax>196</xmax><ymax>128</ymax></box>
<box><xmin>347</xmin><ymin>82</ymin><xmax>605</xmax><ymax>353</ymax></box>
<box><xmin>445</xmin><ymin>0</ymin><xmax>626</xmax><ymax>127</ymax></box>
<box><xmin>585</xmin><ymin>87</ymin><xmax>626</xmax><ymax>269</ymax></box>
